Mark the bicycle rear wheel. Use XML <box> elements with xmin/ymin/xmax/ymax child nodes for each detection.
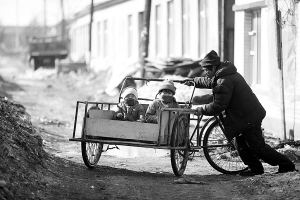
<box><xmin>170</xmin><ymin>114</ymin><xmax>189</xmax><ymax>176</ymax></box>
<box><xmin>202</xmin><ymin>120</ymin><xmax>247</xmax><ymax>174</ymax></box>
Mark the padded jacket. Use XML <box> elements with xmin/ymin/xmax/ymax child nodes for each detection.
<box><xmin>115</xmin><ymin>100</ymin><xmax>145</xmax><ymax>121</ymax></box>
<box><xmin>145</xmin><ymin>97</ymin><xmax>179</xmax><ymax>123</ymax></box>
<box><xmin>193</xmin><ymin>62</ymin><xmax>266</xmax><ymax>139</ymax></box>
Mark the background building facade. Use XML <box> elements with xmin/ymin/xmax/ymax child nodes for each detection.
<box><xmin>68</xmin><ymin>0</ymin><xmax>300</xmax><ymax>140</ymax></box>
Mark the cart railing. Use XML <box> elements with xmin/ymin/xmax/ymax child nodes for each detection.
<box><xmin>72</xmin><ymin>101</ymin><xmax>118</xmax><ymax>139</ymax></box>
<box><xmin>119</xmin><ymin>76</ymin><xmax>196</xmax><ymax>106</ymax></box>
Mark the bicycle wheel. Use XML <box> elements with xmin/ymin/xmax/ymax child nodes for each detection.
<box><xmin>81</xmin><ymin>139</ymin><xmax>103</xmax><ymax>168</ymax></box>
<box><xmin>202</xmin><ymin>120</ymin><xmax>247</xmax><ymax>174</ymax></box>
<box><xmin>170</xmin><ymin>114</ymin><xmax>189</xmax><ymax>176</ymax></box>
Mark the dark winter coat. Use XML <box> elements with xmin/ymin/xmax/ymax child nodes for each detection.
<box><xmin>115</xmin><ymin>100</ymin><xmax>145</xmax><ymax>121</ymax></box>
<box><xmin>145</xmin><ymin>97</ymin><xmax>179</xmax><ymax>123</ymax></box>
<box><xmin>193</xmin><ymin>61</ymin><xmax>266</xmax><ymax>140</ymax></box>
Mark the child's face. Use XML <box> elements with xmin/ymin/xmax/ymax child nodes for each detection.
<box><xmin>124</xmin><ymin>94</ymin><xmax>137</xmax><ymax>106</ymax></box>
<box><xmin>159</xmin><ymin>89</ymin><xmax>174</xmax><ymax>103</ymax></box>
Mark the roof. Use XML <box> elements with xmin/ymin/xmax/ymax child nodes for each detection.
<box><xmin>72</xmin><ymin>0</ymin><xmax>131</xmax><ymax>22</ymax></box>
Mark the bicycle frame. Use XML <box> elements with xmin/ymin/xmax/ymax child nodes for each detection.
<box><xmin>188</xmin><ymin>114</ymin><xmax>227</xmax><ymax>150</ymax></box>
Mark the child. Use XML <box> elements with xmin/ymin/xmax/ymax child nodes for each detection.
<box><xmin>145</xmin><ymin>80</ymin><xmax>179</xmax><ymax>123</ymax></box>
<box><xmin>115</xmin><ymin>87</ymin><xmax>145</xmax><ymax>122</ymax></box>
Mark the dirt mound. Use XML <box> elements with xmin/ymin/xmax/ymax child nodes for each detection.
<box><xmin>0</xmin><ymin>98</ymin><xmax>48</xmax><ymax>199</ymax></box>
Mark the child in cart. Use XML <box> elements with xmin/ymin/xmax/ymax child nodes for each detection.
<box><xmin>145</xmin><ymin>80</ymin><xmax>179</xmax><ymax>123</ymax></box>
<box><xmin>115</xmin><ymin>87</ymin><xmax>145</xmax><ymax>122</ymax></box>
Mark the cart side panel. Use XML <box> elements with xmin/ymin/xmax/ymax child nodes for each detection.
<box><xmin>89</xmin><ymin>110</ymin><xmax>115</xmax><ymax>119</ymax></box>
<box><xmin>85</xmin><ymin>119</ymin><xmax>162</xmax><ymax>142</ymax></box>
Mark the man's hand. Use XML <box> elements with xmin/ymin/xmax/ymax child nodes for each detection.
<box><xmin>183</xmin><ymin>79</ymin><xmax>194</xmax><ymax>86</ymax></box>
<box><xmin>195</xmin><ymin>105</ymin><xmax>205</xmax><ymax>116</ymax></box>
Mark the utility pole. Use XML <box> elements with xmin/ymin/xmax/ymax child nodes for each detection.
<box><xmin>15</xmin><ymin>0</ymin><xmax>19</xmax><ymax>50</ymax></box>
<box><xmin>43</xmin><ymin>0</ymin><xmax>47</xmax><ymax>36</ymax></box>
<box><xmin>60</xmin><ymin>0</ymin><xmax>65</xmax><ymax>40</ymax></box>
<box><xmin>88</xmin><ymin>0</ymin><xmax>94</xmax><ymax>67</ymax></box>
<box><xmin>218</xmin><ymin>0</ymin><xmax>225</xmax><ymax>61</ymax></box>
<box><xmin>139</xmin><ymin>0</ymin><xmax>152</xmax><ymax>79</ymax></box>
<box><xmin>274</xmin><ymin>0</ymin><xmax>287</xmax><ymax>140</ymax></box>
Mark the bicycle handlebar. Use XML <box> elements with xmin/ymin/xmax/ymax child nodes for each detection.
<box><xmin>123</xmin><ymin>76</ymin><xmax>195</xmax><ymax>84</ymax></box>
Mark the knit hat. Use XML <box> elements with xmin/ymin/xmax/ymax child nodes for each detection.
<box><xmin>200</xmin><ymin>50</ymin><xmax>221</xmax><ymax>68</ymax></box>
<box><xmin>158</xmin><ymin>80</ymin><xmax>176</xmax><ymax>95</ymax></box>
<box><xmin>121</xmin><ymin>87</ymin><xmax>138</xmax><ymax>99</ymax></box>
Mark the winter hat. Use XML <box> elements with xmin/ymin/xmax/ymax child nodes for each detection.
<box><xmin>200</xmin><ymin>50</ymin><xmax>221</xmax><ymax>68</ymax></box>
<box><xmin>121</xmin><ymin>87</ymin><xmax>138</xmax><ymax>99</ymax></box>
<box><xmin>158</xmin><ymin>80</ymin><xmax>176</xmax><ymax>95</ymax></box>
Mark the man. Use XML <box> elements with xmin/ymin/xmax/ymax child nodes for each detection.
<box><xmin>184</xmin><ymin>50</ymin><xmax>295</xmax><ymax>176</ymax></box>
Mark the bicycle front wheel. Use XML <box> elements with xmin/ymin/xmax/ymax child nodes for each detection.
<box><xmin>203</xmin><ymin>120</ymin><xmax>247</xmax><ymax>174</ymax></box>
<box><xmin>82</xmin><ymin>140</ymin><xmax>103</xmax><ymax>168</ymax></box>
<box><xmin>170</xmin><ymin>114</ymin><xmax>189</xmax><ymax>176</ymax></box>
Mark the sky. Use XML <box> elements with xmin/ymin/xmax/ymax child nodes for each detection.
<box><xmin>0</xmin><ymin>0</ymin><xmax>91</xmax><ymax>26</ymax></box>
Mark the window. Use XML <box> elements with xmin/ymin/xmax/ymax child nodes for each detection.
<box><xmin>246</xmin><ymin>10</ymin><xmax>261</xmax><ymax>85</ymax></box>
<box><xmin>95</xmin><ymin>20</ymin><xmax>108</xmax><ymax>59</ymax></box>
<box><xmin>103</xmin><ymin>19</ymin><xmax>108</xmax><ymax>58</ymax></box>
<box><xmin>71</xmin><ymin>30</ymin><xmax>76</xmax><ymax>53</ymax></box>
<box><xmin>138</xmin><ymin>11</ymin><xmax>144</xmax><ymax>58</ymax></box>
<box><xmin>155</xmin><ymin>4</ymin><xmax>162</xmax><ymax>56</ymax></box>
<box><xmin>128</xmin><ymin>14</ymin><xmax>133</xmax><ymax>57</ymax></box>
<box><xmin>76</xmin><ymin>25</ymin><xmax>89</xmax><ymax>58</ymax></box>
<box><xmin>97</xmin><ymin>21</ymin><xmax>101</xmax><ymax>56</ymax></box>
<box><xmin>82</xmin><ymin>25</ymin><xmax>89</xmax><ymax>56</ymax></box>
<box><xmin>167</xmin><ymin>0</ymin><xmax>175</xmax><ymax>56</ymax></box>
<box><xmin>182</xmin><ymin>0</ymin><xmax>190</xmax><ymax>57</ymax></box>
<box><xmin>198</xmin><ymin>0</ymin><xmax>206</xmax><ymax>57</ymax></box>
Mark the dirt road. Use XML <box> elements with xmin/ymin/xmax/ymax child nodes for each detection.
<box><xmin>1</xmin><ymin>56</ymin><xmax>300</xmax><ymax>200</ymax></box>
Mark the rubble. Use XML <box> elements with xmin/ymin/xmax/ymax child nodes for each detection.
<box><xmin>277</xmin><ymin>144</ymin><xmax>300</xmax><ymax>162</ymax></box>
<box><xmin>38</xmin><ymin>116</ymin><xmax>69</xmax><ymax>127</ymax></box>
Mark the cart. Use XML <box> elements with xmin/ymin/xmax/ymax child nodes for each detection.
<box><xmin>69</xmin><ymin>77</ymin><xmax>247</xmax><ymax>176</ymax></box>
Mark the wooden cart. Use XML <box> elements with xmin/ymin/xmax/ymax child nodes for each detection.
<box><xmin>70</xmin><ymin>77</ymin><xmax>247</xmax><ymax>176</ymax></box>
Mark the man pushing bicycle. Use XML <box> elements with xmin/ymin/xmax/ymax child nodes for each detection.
<box><xmin>183</xmin><ymin>50</ymin><xmax>295</xmax><ymax>176</ymax></box>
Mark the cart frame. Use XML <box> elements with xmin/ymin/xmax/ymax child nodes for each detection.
<box><xmin>69</xmin><ymin>77</ymin><xmax>247</xmax><ymax>176</ymax></box>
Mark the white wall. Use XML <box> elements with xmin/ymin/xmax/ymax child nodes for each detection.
<box><xmin>69</xmin><ymin>0</ymin><xmax>221</xmax><ymax>72</ymax></box>
<box><xmin>90</xmin><ymin>0</ymin><xmax>145</xmax><ymax>72</ymax></box>
<box><xmin>69</xmin><ymin>15</ymin><xmax>90</xmax><ymax>62</ymax></box>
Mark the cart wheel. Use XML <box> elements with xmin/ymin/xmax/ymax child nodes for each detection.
<box><xmin>202</xmin><ymin>120</ymin><xmax>247</xmax><ymax>174</ymax></box>
<box><xmin>170</xmin><ymin>114</ymin><xmax>189</xmax><ymax>176</ymax></box>
<box><xmin>81</xmin><ymin>141</ymin><xmax>103</xmax><ymax>168</ymax></box>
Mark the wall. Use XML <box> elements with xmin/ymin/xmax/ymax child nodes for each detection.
<box><xmin>68</xmin><ymin>0</ymin><xmax>220</xmax><ymax>72</ymax></box>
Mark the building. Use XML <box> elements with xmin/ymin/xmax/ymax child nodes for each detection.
<box><xmin>68</xmin><ymin>0</ymin><xmax>235</xmax><ymax>70</ymax></box>
<box><xmin>233</xmin><ymin>0</ymin><xmax>300</xmax><ymax>140</ymax></box>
